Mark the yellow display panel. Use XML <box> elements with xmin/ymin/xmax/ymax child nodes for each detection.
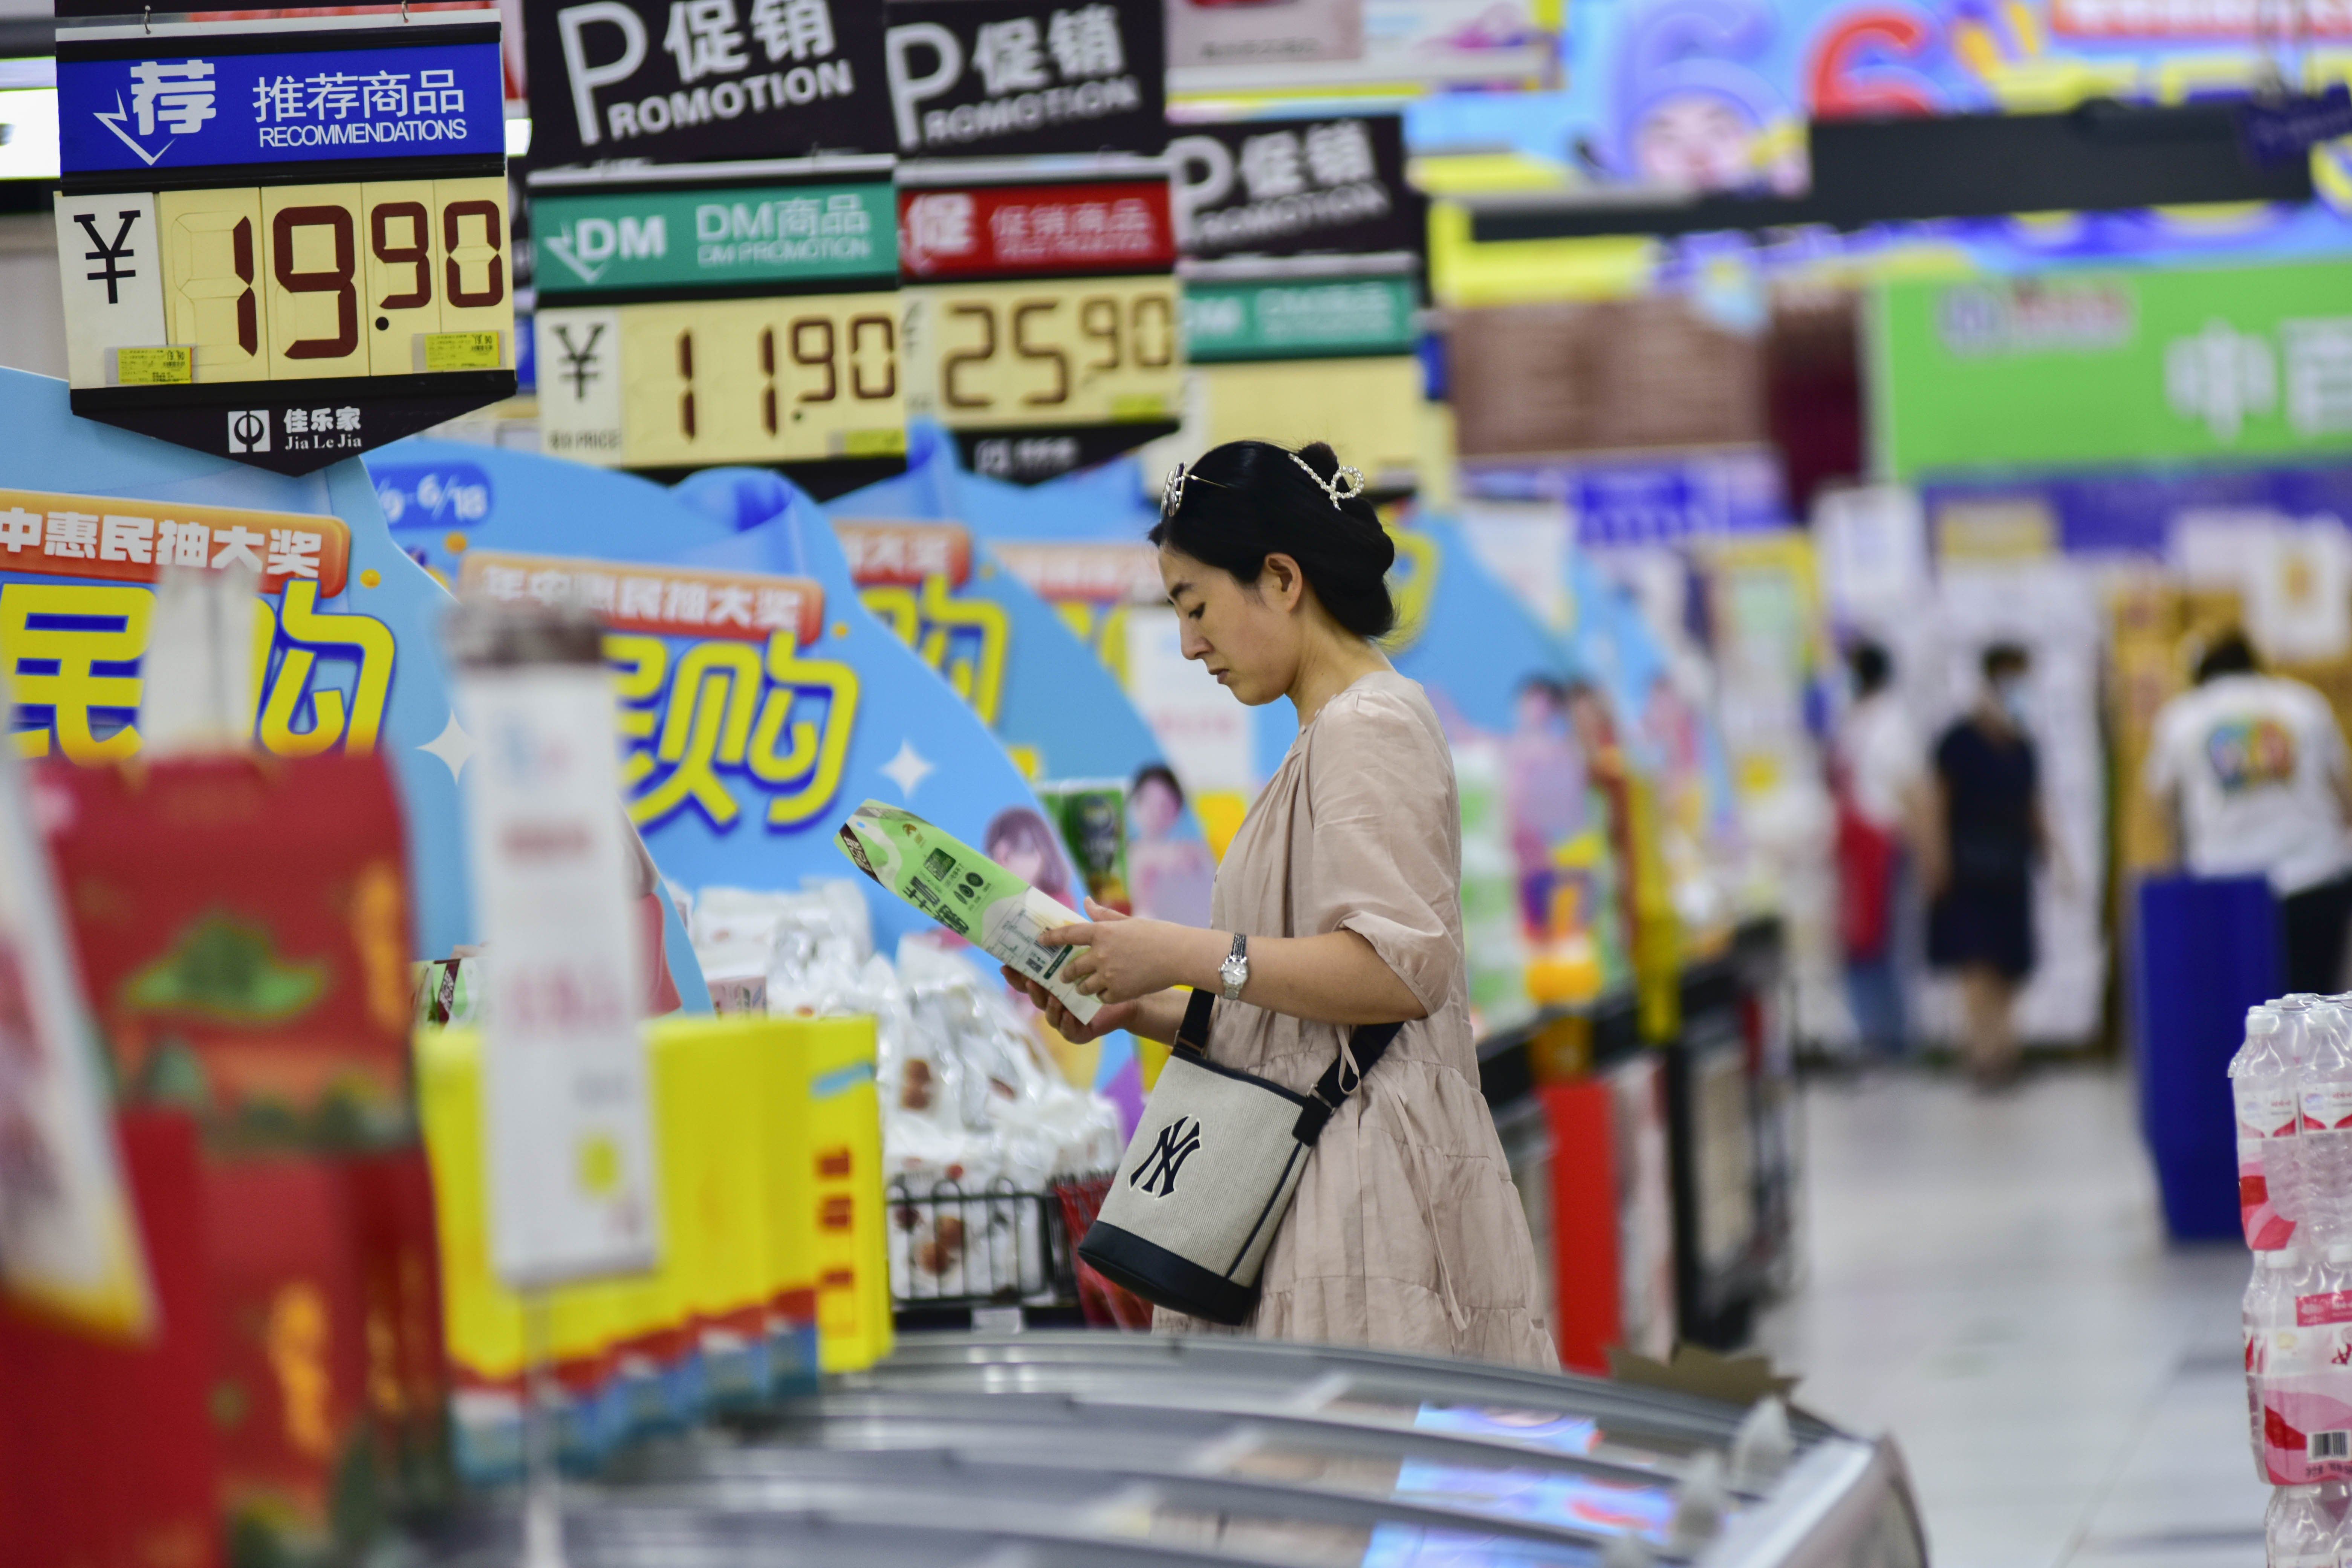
<box><xmin>912</xmin><ymin>274</ymin><xmax>1180</xmax><ymax>430</ymax></box>
<box><xmin>359</xmin><ymin>179</ymin><xmax>441</xmax><ymax>378</ymax></box>
<box><xmin>615</xmin><ymin>291</ymin><xmax>905</xmax><ymax>469</ymax></box>
<box><xmin>433</xmin><ymin>176</ymin><xmax>510</xmax><ymax>358</ymax></box>
<box><xmin>1199</xmin><ymin>355</ymin><xmax>1424</xmax><ymax>490</ymax></box>
<box><xmin>150</xmin><ymin>182</ymin><xmax>514</xmax><ymax>386</ymax></box>
<box><xmin>158</xmin><ymin>186</ymin><xmax>265</xmax><ymax>385</ymax></box>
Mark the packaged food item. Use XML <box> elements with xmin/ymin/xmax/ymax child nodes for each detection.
<box><xmin>40</xmin><ymin>753</ymin><xmax>446</xmax><ymax>1563</ymax></box>
<box><xmin>836</xmin><ymin>802</ymin><xmax>1100</xmax><ymax>1024</ymax></box>
<box><xmin>41</xmin><ymin>752</ymin><xmax>416</xmax><ymax>1152</ymax></box>
<box><xmin>1038</xmin><ymin>780</ymin><xmax>1132</xmax><ymax>911</ymax></box>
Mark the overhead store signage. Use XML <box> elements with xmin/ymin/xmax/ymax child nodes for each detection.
<box><xmin>882</xmin><ymin>0</ymin><xmax>1164</xmax><ymax>160</ymax></box>
<box><xmin>1543</xmin><ymin>0</ymin><xmax>2352</xmax><ymax>206</ymax></box>
<box><xmin>1165</xmin><ymin>0</ymin><xmax>1560</xmax><ymax>93</ymax></box>
<box><xmin>1447</xmin><ymin>296</ymin><xmax>1764</xmax><ymax>461</ymax></box>
<box><xmin>52</xmin><ymin>10</ymin><xmax>515</xmax><ymax>474</ymax></box>
<box><xmin>1167</xmin><ymin>114</ymin><xmax>1419</xmax><ymax>260</ymax></box>
<box><xmin>57</xmin><ymin>39</ymin><xmax>503</xmax><ymax>170</ymax></box>
<box><xmin>1184</xmin><ymin>275</ymin><xmax>1416</xmax><ymax>361</ymax></box>
<box><xmin>528</xmin><ymin>0</ymin><xmax>903</xmax><ymax>497</ymax></box>
<box><xmin>523</xmin><ymin>0</ymin><xmax>890</xmax><ymax>167</ymax></box>
<box><xmin>1165</xmin><ymin>111</ymin><xmax>1423</xmax><ymax>494</ymax></box>
<box><xmin>901</xmin><ymin>178</ymin><xmax>1171</xmax><ymax>279</ymax></box>
<box><xmin>1871</xmin><ymin>262</ymin><xmax>2352</xmax><ymax>478</ymax></box>
<box><xmin>902</xmin><ymin>171</ymin><xmax>1181</xmax><ymax>483</ymax></box>
<box><xmin>532</xmin><ymin>162</ymin><xmax>905</xmax><ymax>489</ymax></box>
<box><xmin>534</xmin><ymin>180</ymin><xmax>896</xmax><ymax>292</ymax></box>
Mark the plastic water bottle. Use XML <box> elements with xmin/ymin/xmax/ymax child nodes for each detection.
<box><xmin>2308</xmin><ymin>1004</ymin><xmax>2352</xmax><ymax>1254</ymax></box>
<box><xmin>2255</xmin><ymin>1248</ymin><xmax>2307</xmax><ymax>1478</ymax></box>
<box><xmin>2270</xmin><ymin>1483</ymin><xmax>2335</xmax><ymax>1566</ymax></box>
<box><xmin>2239</xmin><ymin>1006</ymin><xmax>2306</xmax><ymax>1249</ymax></box>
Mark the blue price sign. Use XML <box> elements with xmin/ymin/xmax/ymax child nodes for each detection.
<box><xmin>54</xmin><ymin>11</ymin><xmax>514</xmax><ymax>475</ymax></box>
<box><xmin>58</xmin><ymin>23</ymin><xmax>503</xmax><ymax>174</ymax></box>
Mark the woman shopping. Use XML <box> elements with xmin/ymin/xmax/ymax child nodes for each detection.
<box><xmin>1002</xmin><ymin>440</ymin><xmax>1556</xmax><ymax>1369</ymax></box>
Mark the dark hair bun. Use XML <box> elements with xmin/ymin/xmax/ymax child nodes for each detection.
<box><xmin>1150</xmin><ymin>440</ymin><xmax>1396</xmax><ymax>639</ymax></box>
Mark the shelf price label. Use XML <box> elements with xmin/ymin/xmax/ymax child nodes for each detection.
<box><xmin>894</xmin><ymin>171</ymin><xmax>1181</xmax><ymax>482</ymax></box>
<box><xmin>527</xmin><ymin>159</ymin><xmax>903</xmax><ymax>494</ymax></box>
<box><xmin>537</xmin><ymin>290</ymin><xmax>907</xmax><ymax>474</ymax></box>
<box><xmin>905</xmin><ymin>274</ymin><xmax>1179</xmax><ymax>430</ymax></box>
<box><xmin>54</xmin><ymin>11</ymin><xmax>514</xmax><ymax>473</ymax></box>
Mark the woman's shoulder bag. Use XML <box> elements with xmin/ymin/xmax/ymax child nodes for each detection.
<box><xmin>1076</xmin><ymin>987</ymin><xmax>1402</xmax><ymax>1325</ymax></box>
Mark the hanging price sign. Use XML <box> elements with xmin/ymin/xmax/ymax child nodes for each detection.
<box><xmin>52</xmin><ymin>10</ymin><xmax>516</xmax><ymax>473</ymax></box>
<box><xmin>1158</xmin><ymin>111</ymin><xmax>1426</xmax><ymax>495</ymax></box>
<box><xmin>899</xmin><ymin>170</ymin><xmax>1182</xmax><ymax>482</ymax></box>
<box><xmin>532</xmin><ymin>159</ymin><xmax>906</xmax><ymax>494</ymax></box>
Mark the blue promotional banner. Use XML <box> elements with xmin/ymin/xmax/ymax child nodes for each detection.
<box><xmin>829</xmin><ymin>430</ymin><xmax>1206</xmax><ymax>801</ymax></box>
<box><xmin>59</xmin><ymin>38</ymin><xmax>504</xmax><ymax>172</ymax></box>
<box><xmin>372</xmin><ymin>440</ymin><xmax>1054</xmax><ymax>961</ymax></box>
<box><xmin>1408</xmin><ymin>0</ymin><xmax>2352</xmax><ymax>269</ymax></box>
<box><xmin>1919</xmin><ymin>464</ymin><xmax>2352</xmax><ymax>557</ymax></box>
<box><xmin>0</xmin><ymin>368</ymin><xmax>716</xmax><ymax>1005</ymax></box>
<box><xmin>1462</xmin><ymin>447</ymin><xmax>1794</xmax><ymax>547</ymax></box>
<box><xmin>1386</xmin><ymin>516</ymin><xmax>1575</xmax><ymax>736</ymax></box>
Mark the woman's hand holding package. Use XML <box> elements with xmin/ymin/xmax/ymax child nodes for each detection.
<box><xmin>1037</xmin><ymin>899</ymin><xmax>1214</xmax><ymax>1005</ymax></box>
<box><xmin>1001</xmin><ymin>965</ymin><xmax>1139</xmax><ymax>1043</ymax></box>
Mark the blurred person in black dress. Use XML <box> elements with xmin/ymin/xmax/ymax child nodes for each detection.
<box><xmin>1925</xmin><ymin>643</ymin><xmax>2057</xmax><ymax>1089</ymax></box>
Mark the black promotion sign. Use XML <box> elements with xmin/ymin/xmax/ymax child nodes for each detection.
<box><xmin>883</xmin><ymin>0</ymin><xmax>1164</xmax><ymax>161</ymax></box>
<box><xmin>1168</xmin><ymin>112</ymin><xmax>1421</xmax><ymax>261</ymax></box>
<box><xmin>525</xmin><ymin>0</ymin><xmax>892</xmax><ymax>167</ymax></box>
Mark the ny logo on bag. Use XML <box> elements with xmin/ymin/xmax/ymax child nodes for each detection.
<box><xmin>1130</xmin><ymin>1117</ymin><xmax>1202</xmax><ymax>1198</ymax></box>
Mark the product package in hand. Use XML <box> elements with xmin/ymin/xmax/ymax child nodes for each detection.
<box><xmin>836</xmin><ymin>800</ymin><xmax>1101</xmax><ymax>1024</ymax></box>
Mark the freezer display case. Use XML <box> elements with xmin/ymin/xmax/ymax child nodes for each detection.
<box><xmin>429</xmin><ymin>1332</ymin><xmax>1923</xmax><ymax>1568</ymax></box>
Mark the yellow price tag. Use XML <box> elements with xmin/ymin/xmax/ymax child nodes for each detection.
<box><xmin>1197</xmin><ymin>356</ymin><xmax>1424</xmax><ymax>488</ymax></box>
<box><xmin>150</xmin><ymin>179</ymin><xmax>512</xmax><ymax>387</ymax></box>
<box><xmin>113</xmin><ymin>346</ymin><xmax>192</xmax><ymax>385</ymax></box>
<box><xmin>908</xmin><ymin>274</ymin><xmax>1182</xmax><ymax>431</ymax></box>
<box><xmin>607</xmin><ymin>290</ymin><xmax>906</xmax><ymax>469</ymax></box>
<box><xmin>422</xmin><ymin>330</ymin><xmax>504</xmax><ymax>372</ymax></box>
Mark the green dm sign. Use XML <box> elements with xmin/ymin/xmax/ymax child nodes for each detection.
<box><xmin>532</xmin><ymin>182</ymin><xmax>898</xmax><ymax>295</ymax></box>
<box><xmin>1870</xmin><ymin>262</ymin><xmax>2352</xmax><ymax>479</ymax></box>
<box><xmin>1182</xmin><ymin>276</ymin><xmax>1417</xmax><ymax>363</ymax></box>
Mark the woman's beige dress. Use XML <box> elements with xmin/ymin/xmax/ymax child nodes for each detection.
<box><xmin>1157</xmin><ymin>670</ymin><xmax>1558</xmax><ymax>1369</ymax></box>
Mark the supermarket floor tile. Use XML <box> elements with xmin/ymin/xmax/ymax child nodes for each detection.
<box><xmin>1748</xmin><ymin>1063</ymin><xmax>2260</xmax><ymax>1568</ymax></box>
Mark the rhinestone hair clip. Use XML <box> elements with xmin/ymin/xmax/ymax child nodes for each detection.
<box><xmin>1290</xmin><ymin>451</ymin><xmax>1367</xmax><ymax>509</ymax></box>
<box><xmin>1159</xmin><ymin>462</ymin><xmax>1227</xmax><ymax>521</ymax></box>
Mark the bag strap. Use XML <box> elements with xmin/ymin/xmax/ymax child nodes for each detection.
<box><xmin>1177</xmin><ymin>987</ymin><xmax>1403</xmax><ymax>1147</ymax></box>
<box><xmin>1291</xmin><ymin>1020</ymin><xmax>1403</xmax><ymax>1146</ymax></box>
<box><xmin>1174</xmin><ymin>986</ymin><xmax>1216</xmax><ymax>1058</ymax></box>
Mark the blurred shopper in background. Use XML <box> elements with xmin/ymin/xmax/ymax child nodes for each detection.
<box><xmin>1833</xmin><ymin>640</ymin><xmax>1925</xmax><ymax>1056</ymax></box>
<box><xmin>1926</xmin><ymin>643</ymin><xmax>2052</xmax><ymax>1089</ymax></box>
<box><xmin>2146</xmin><ymin>629</ymin><xmax>2352</xmax><ymax>994</ymax></box>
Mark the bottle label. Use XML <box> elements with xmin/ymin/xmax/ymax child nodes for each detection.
<box><xmin>2307</xmin><ymin>1082</ymin><xmax>2352</xmax><ymax>1132</ymax></box>
<box><xmin>2266</xmin><ymin>1383</ymin><xmax>2352</xmax><ymax>1483</ymax></box>
<box><xmin>2242</xmin><ymin>1082</ymin><xmax>2301</xmax><ymax>1139</ymax></box>
<box><xmin>2300</xmin><ymin>1292</ymin><xmax>2352</xmax><ymax>1327</ymax></box>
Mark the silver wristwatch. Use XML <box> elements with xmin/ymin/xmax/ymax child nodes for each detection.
<box><xmin>1219</xmin><ymin>932</ymin><xmax>1249</xmax><ymax>1001</ymax></box>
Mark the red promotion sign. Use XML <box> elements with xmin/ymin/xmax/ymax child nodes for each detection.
<box><xmin>899</xmin><ymin>179</ymin><xmax>1175</xmax><ymax>280</ymax></box>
